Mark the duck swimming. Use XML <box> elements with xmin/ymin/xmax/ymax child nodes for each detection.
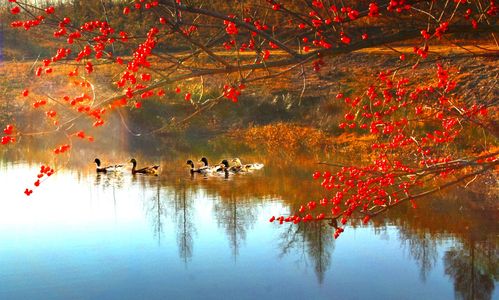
<box><xmin>130</xmin><ymin>158</ymin><xmax>159</xmax><ymax>175</ymax></box>
<box><xmin>200</xmin><ymin>157</ymin><xmax>228</xmax><ymax>173</ymax></box>
<box><xmin>231</xmin><ymin>158</ymin><xmax>264</xmax><ymax>172</ymax></box>
<box><xmin>211</xmin><ymin>159</ymin><xmax>230</xmax><ymax>177</ymax></box>
<box><xmin>94</xmin><ymin>158</ymin><xmax>124</xmax><ymax>173</ymax></box>
<box><xmin>217</xmin><ymin>159</ymin><xmax>238</xmax><ymax>173</ymax></box>
<box><xmin>200</xmin><ymin>157</ymin><xmax>213</xmax><ymax>169</ymax></box>
<box><xmin>186</xmin><ymin>159</ymin><xmax>211</xmax><ymax>175</ymax></box>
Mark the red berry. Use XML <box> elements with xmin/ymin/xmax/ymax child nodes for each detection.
<box><xmin>340</xmin><ymin>36</ymin><xmax>351</xmax><ymax>44</ymax></box>
<box><xmin>1</xmin><ymin>136</ymin><xmax>12</xmax><ymax>145</ymax></box>
<box><xmin>85</xmin><ymin>62</ymin><xmax>93</xmax><ymax>74</ymax></box>
<box><xmin>3</xmin><ymin>124</ymin><xmax>14</xmax><ymax>135</ymax></box>
<box><xmin>11</xmin><ymin>6</ymin><xmax>20</xmax><ymax>14</ymax></box>
<box><xmin>344</xmin><ymin>113</ymin><xmax>355</xmax><ymax>121</ymax></box>
<box><xmin>45</xmin><ymin>6</ymin><xmax>55</xmax><ymax>14</ymax></box>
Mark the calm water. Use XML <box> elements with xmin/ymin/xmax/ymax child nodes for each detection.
<box><xmin>0</xmin><ymin>153</ymin><xmax>497</xmax><ymax>300</ymax></box>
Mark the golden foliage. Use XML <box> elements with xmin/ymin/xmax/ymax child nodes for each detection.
<box><xmin>229</xmin><ymin>123</ymin><xmax>336</xmax><ymax>154</ymax></box>
<box><xmin>228</xmin><ymin>123</ymin><xmax>382</xmax><ymax>156</ymax></box>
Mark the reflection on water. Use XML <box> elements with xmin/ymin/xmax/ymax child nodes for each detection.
<box><xmin>399</xmin><ymin>227</ymin><xmax>439</xmax><ymax>282</ymax></box>
<box><xmin>445</xmin><ymin>237</ymin><xmax>498</xmax><ymax>300</ymax></box>
<box><xmin>0</xmin><ymin>153</ymin><xmax>497</xmax><ymax>299</ymax></box>
<box><xmin>278</xmin><ymin>222</ymin><xmax>334</xmax><ymax>284</ymax></box>
<box><xmin>170</xmin><ymin>181</ymin><xmax>196</xmax><ymax>262</ymax></box>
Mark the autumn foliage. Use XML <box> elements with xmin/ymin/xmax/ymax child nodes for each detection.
<box><xmin>1</xmin><ymin>0</ymin><xmax>497</xmax><ymax>237</ymax></box>
<box><xmin>231</xmin><ymin>123</ymin><xmax>336</xmax><ymax>154</ymax></box>
<box><xmin>270</xmin><ymin>64</ymin><xmax>497</xmax><ymax>238</ymax></box>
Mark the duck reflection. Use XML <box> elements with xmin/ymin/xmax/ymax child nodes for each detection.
<box><xmin>94</xmin><ymin>172</ymin><xmax>125</xmax><ymax>189</ymax></box>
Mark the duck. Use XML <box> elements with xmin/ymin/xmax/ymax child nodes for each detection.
<box><xmin>220</xmin><ymin>160</ymin><xmax>230</xmax><ymax>178</ymax></box>
<box><xmin>209</xmin><ymin>159</ymin><xmax>230</xmax><ymax>173</ymax></box>
<box><xmin>214</xmin><ymin>159</ymin><xmax>231</xmax><ymax>176</ymax></box>
<box><xmin>218</xmin><ymin>159</ymin><xmax>239</xmax><ymax>173</ymax></box>
<box><xmin>201</xmin><ymin>157</ymin><xmax>227</xmax><ymax>173</ymax></box>
<box><xmin>186</xmin><ymin>159</ymin><xmax>211</xmax><ymax>175</ymax></box>
<box><xmin>94</xmin><ymin>158</ymin><xmax>124</xmax><ymax>173</ymax></box>
<box><xmin>200</xmin><ymin>157</ymin><xmax>212</xmax><ymax>169</ymax></box>
<box><xmin>218</xmin><ymin>159</ymin><xmax>230</xmax><ymax>171</ymax></box>
<box><xmin>231</xmin><ymin>158</ymin><xmax>264</xmax><ymax>172</ymax></box>
<box><xmin>130</xmin><ymin>158</ymin><xmax>159</xmax><ymax>175</ymax></box>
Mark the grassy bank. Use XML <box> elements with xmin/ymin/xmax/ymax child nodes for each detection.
<box><xmin>0</xmin><ymin>48</ymin><xmax>497</xmax><ymax>142</ymax></box>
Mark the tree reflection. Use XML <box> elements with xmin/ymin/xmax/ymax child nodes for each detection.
<box><xmin>444</xmin><ymin>237</ymin><xmax>497</xmax><ymax>300</ymax></box>
<box><xmin>89</xmin><ymin>152</ymin><xmax>497</xmax><ymax>289</ymax></box>
<box><xmin>170</xmin><ymin>181</ymin><xmax>196</xmax><ymax>264</ymax></box>
<box><xmin>212</xmin><ymin>193</ymin><xmax>257</xmax><ymax>259</ymax></box>
<box><xmin>278</xmin><ymin>222</ymin><xmax>334</xmax><ymax>284</ymax></box>
<box><xmin>379</xmin><ymin>185</ymin><xmax>498</xmax><ymax>293</ymax></box>
<box><xmin>140</xmin><ymin>177</ymin><xmax>197</xmax><ymax>263</ymax></box>
<box><xmin>398</xmin><ymin>227</ymin><xmax>438</xmax><ymax>282</ymax></box>
<box><xmin>143</xmin><ymin>179</ymin><xmax>168</xmax><ymax>245</ymax></box>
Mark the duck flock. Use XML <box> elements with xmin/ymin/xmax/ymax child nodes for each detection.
<box><xmin>93</xmin><ymin>157</ymin><xmax>263</xmax><ymax>177</ymax></box>
<box><xmin>187</xmin><ymin>157</ymin><xmax>264</xmax><ymax>176</ymax></box>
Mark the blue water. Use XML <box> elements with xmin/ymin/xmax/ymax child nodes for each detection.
<box><xmin>0</xmin><ymin>162</ymin><xmax>496</xmax><ymax>299</ymax></box>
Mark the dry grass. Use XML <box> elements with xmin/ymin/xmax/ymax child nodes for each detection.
<box><xmin>229</xmin><ymin>123</ymin><xmax>337</xmax><ymax>154</ymax></box>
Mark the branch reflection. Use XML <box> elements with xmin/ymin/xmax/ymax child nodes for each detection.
<box><xmin>278</xmin><ymin>222</ymin><xmax>334</xmax><ymax>284</ymax></box>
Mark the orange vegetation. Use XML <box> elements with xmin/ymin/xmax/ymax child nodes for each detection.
<box><xmin>229</xmin><ymin>123</ymin><xmax>337</xmax><ymax>154</ymax></box>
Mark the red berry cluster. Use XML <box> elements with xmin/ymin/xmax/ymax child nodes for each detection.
<box><xmin>271</xmin><ymin>63</ymin><xmax>497</xmax><ymax>238</ymax></box>
<box><xmin>1</xmin><ymin>125</ymin><xmax>15</xmax><ymax>145</ymax></box>
<box><xmin>53</xmin><ymin>144</ymin><xmax>70</xmax><ymax>154</ymax></box>
<box><xmin>223</xmin><ymin>84</ymin><xmax>245</xmax><ymax>102</ymax></box>
<box><xmin>24</xmin><ymin>165</ymin><xmax>55</xmax><ymax>196</ymax></box>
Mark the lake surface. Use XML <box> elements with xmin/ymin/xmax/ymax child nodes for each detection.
<box><xmin>0</xmin><ymin>152</ymin><xmax>497</xmax><ymax>300</ymax></box>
